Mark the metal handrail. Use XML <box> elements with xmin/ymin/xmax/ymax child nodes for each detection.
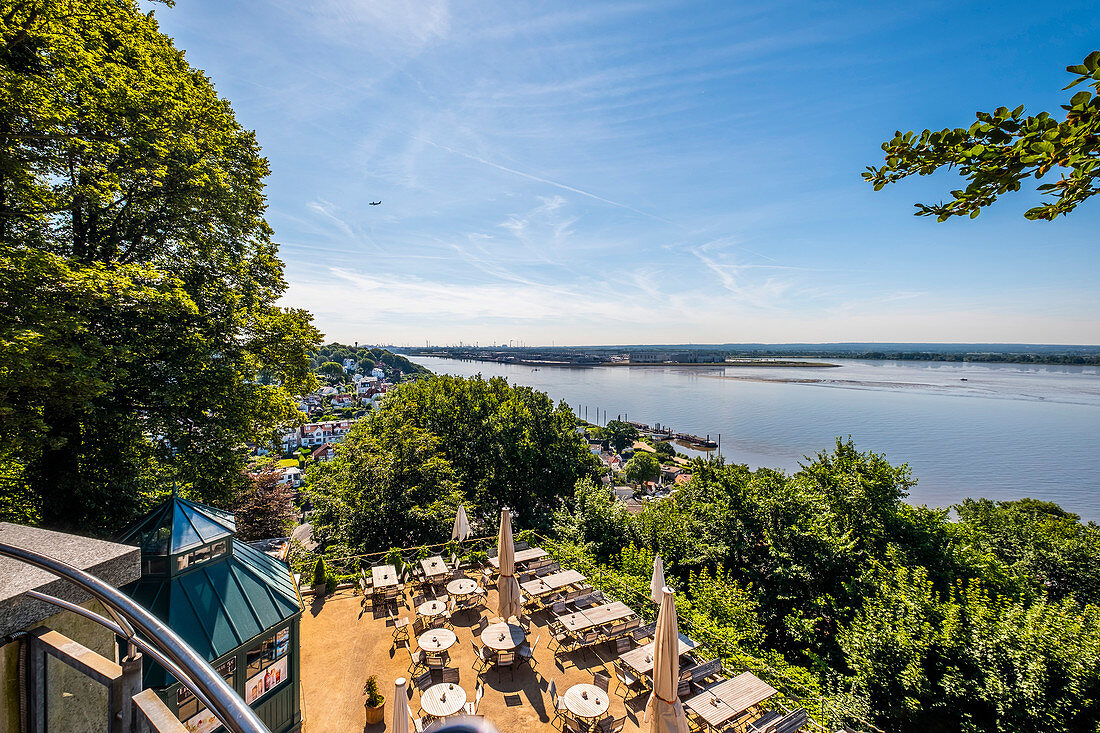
<box><xmin>0</xmin><ymin>541</ymin><xmax>270</xmax><ymax>733</ymax></box>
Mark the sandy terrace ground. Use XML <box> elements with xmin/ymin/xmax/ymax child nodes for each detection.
<box><xmin>300</xmin><ymin>583</ymin><xmax>649</xmax><ymax>733</ymax></box>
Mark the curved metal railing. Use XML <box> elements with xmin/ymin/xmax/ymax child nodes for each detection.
<box><xmin>0</xmin><ymin>541</ymin><xmax>270</xmax><ymax>733</ymax></box>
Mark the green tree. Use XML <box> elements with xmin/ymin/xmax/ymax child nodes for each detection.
<box><xmin>653</xmin><ymin>441</ymin><xmax>675</xmax><ymax>457</ymax></box>
<box><xmin>864</xmin><ymin>52</ymin><xmax>1100</xmax><ymax>221</ymax></box>
<box><xmin>306</xmin><ymin>417</ymin><xmax>462</xmax><ymax>552</ymax></box>
<box><xmin>552</xmin><ymin>477</ymin><xmax>628</xmax><ymax>559</ymax></box>
<box><xmin>952</xmin><ymin>497</ymin><xmax>1100</xmax><ymax>605</ymax></box>
<box><xmin>605</xmin><ymin>419</ymin><xmax>638</xmax><ymax>452</ymax></box>
<box><xmin>318</xmin><ymin>361</ymin><xmax>346</xmax><ymax>378</ymax></box>
<box><xmin>623</xmin><ymin>451</ymin><xmax>660</xmax><ymax>484</ymax></box>
<box><xmin>370</xmin><ymin>374</ymin><xmax>599</xmax><ymax>528</ymax></box>
<box><xmin>234</xmin><ymin>465</ymin><xmax>297</xmax><ymax>541</ymax></box>
<box><xmin>840</xmin><ymin>565</ymin><xmax>1100</xmax><ymax>733</ymax></box>
<box><xmin>0</xmin><ymin>0</ymin><xmax>321</xmax><ymax>531</ymax></box>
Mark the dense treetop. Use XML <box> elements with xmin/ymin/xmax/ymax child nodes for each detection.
<box><xmin>552</xmin><ymin>442</ymin><xmax>1100</xmax><ymax>733</ymax></box>
<box><xmin>306</xmin><ymin>374</ymin><xmax>600</xmax><ymax>551</ymax></box>
<box><xmin>0</xmin><ymin>0</ymin><xmax>321</xmax><ymax>531</ymax></box>
<box><xmin>307</xmin><ymin>342</ymin><xmax>430</xmax><ymax>380</ymax></box>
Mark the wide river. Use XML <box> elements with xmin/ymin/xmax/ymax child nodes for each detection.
<box><xmin>408</xmin><ymin>356</ymin><xmax>1100</xmax><ymax>521</ymax></box>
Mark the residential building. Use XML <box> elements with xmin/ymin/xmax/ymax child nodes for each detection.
<box><xmin>355</xmin><ymin>376</ymin><xmax>379</xmax><ymax>394</ymax></box>
<box><xmin>299</xmin><ymin>420</ymin><xmax>352</xmax><ymax>447</ymax></box>
<box><xmin>309</xmin><ymin>443</ymin><xmax>335</xmax><ymax>462</ymax></box>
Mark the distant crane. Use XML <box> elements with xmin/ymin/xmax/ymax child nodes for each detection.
<box><xmin>369</xmin><ymin>200</ymin><xmax>382</xmax><ymax>206</ymax></box>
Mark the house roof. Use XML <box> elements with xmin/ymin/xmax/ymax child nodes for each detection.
<box><xmin>124</xmin><ymin>541</ymin><xmax>301</xmax><ymax>687</ymax></box>
<box><xmin>116</xmin><ymin>496</ymin><xmax>235</xmax><ymax>556</ymax></box>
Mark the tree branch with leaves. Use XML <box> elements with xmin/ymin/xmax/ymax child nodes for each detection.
<box><xmin>864</xmin><ymin>51</ymin><xmax>1100</xmax><ymax>221</ymax></box>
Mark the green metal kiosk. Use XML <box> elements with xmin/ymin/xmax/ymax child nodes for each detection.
<box><xmin>118</xmin><ymin>496</ymin><xmax>303</xmax><ymax>733</ymax></box>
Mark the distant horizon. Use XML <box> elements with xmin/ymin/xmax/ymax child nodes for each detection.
<box><xmin>387</xmin><ymin>341</ymin><xmax>1100</xmax><ymax>352</ymax></box>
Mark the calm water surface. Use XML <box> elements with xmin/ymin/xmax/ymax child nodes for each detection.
<box><xmin>408</xmin><ymin>356</ymin><xmax>1100</xmax><ymax>521</ymax></box>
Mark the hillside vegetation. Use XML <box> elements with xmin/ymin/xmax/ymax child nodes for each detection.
<box><xmin>308</xmin><ymin>374</ymin><xmax>1100</xmax><ymax>733</ymax></box>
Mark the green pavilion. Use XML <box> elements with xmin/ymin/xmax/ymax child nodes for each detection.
<box><xmin>118</xmin><ymin>496</ymin><xmax>303</xmax><ymax>733</ymax></box>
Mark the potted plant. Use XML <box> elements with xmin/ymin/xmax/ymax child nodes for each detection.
<box><xmin>363</xmin><ymin>675</ymin><xmax>385</xmax><ymax>725</ymax></box>
<box><xmin>312</xmin><ymin>557</ymin><xmax>327</xmax><ymax>596</ymax></box>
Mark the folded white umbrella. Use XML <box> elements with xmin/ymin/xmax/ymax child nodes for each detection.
<box><xmin>650</xmin><ymin>555</ymin><xmax>666</xmax><ymax>605</ymax></box>
<box><xmin>392</xmin><ymin>677</ymin><xmax>410</xmax><ymax>733</ymax></box>
<box><xmin>645</xmin><ymin>587</ymin><xmax>690</xmax><ymax>733</ymax></box>
<box><xmin>451</xmin><ymin>504</ymin><xmax>471</xmax><ymax>541</ymax></box>
<box><xmin>496</xmin><ymin>507</ymin><xmax>523</xmax><ymax>619</ymax></box>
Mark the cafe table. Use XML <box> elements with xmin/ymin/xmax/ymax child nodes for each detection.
<box><xmin>556</xmin><ymin>602</ymin><xmax>635</xmax><ymax>633</ymax></box>
<box><xmin>520</xmin><ymin>569</ymin><xmax>586</xmax><ymax>597</ymax></box>
<box><xmin>489</xmin><ymin>547</ymin><xmax>548</xmax><ymax>568</ymax></box>
<box><xmin>705</xmin><ymin>672</ymin><xmax>777</xmax><ymax>718</ymax></box>
<box><xmin>371</xmin><ymin>564</ymin><xmax>398</xmax><ymax>589</ymax></box>
<box><xmin>619</xmin><ymin>635</ymin><xmax>697</xmax><ymax>677</ymax></box>
<box><xmin>563</xmin><ymin>683</ymin><xmax>609</xmax><ymax>722</ymax></box>
<box><xmin>420</xmin><ymin>555</ymin><xmax>448</xmax><ymax>581</ymax></box>
<box><xmin>421</xmin><ymin>682</ymin><xmax>466</xmax><ymax>718</ymax></box>
<box><xmin>446</xmin><ymin>578</ymin><xmax>478</xmax><ymax>597</ymax></box>
<box><xmin>417</xmin><ymin>599</ymin><xmax>448</xmax><ymax>618</ymax></box>
<box><xmin>481</xmin><ymin>621</ymin><xmax>526</xmax><ymax>651</ymax></box>
<box><xmin>685</xmin><ymin>688</ymin><xmax>739</xmax><ymax>730</ymax></box>
<box><xmin>417</xmin><ymin>628</ymin><xmax>457</xmax><ymax>655</ymax></box>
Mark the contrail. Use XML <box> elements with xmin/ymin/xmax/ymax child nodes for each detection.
<box><xmin>415</xmin><ymin>137</ymin><xmax>679</xmax><ymax>226</ymax></box>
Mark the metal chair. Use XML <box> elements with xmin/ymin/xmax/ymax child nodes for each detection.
<box><xmin>549</xmin><ymin>679</ymin><xmax>568</xmax><ymax>728</ymax></box>
<box><xmin>494</xmin><ymin>649</ymin><xmax>516</xmax><ymax>680</ymax></box>
<box><xmin>407</xmin><ymin>646</ymin><xmax>427</xmax><ymax>675</ymax></box>
<box><xmin>391</xmin><ymin>614</ymin><xmax>411</xmax><ymax>647</ymax></box>
<box><xmin>593</xmin><ymin>669</ymin><xmax>611</xmax><ymax>693</ymax></box>
<box><xmin>413</xmin><ymin>670</ymin><xmax>433</xmax><ymax>692</ymax></box>
<box><xmin>465</xmin><ymin>681</ymin><xmax>484</xmax><ymax>716</ymax></box>
<box><xmin>440</xmin><ymin>667</ymin><xmax>460</xmax><ymax>684</ymax></box>
<box><xmin>613</xmin><ymin>660</ymin><xmax>648</xmax><ymax>700</ymax></box>
<box><xmin>519</xmin><ymin>634</ymin><xmax>540</xmax><ymax>671</ymax></box>
<box><xmin>600</xmin><ymin>715</ymin><xmax>627</xmax><ymax>733</ymax></box>
<box><xmin>472</xmin><ymin>640</ymin><xmax>495</xmax><ymax>675</ymax></box>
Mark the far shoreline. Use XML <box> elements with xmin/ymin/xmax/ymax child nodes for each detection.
<box><xmin>417</xmin><ymin>355</ymin><xmax>840</xmax><ymax>369</ymax></box>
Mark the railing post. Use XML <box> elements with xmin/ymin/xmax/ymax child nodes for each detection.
<box><xmin>120</xmin><ymin>652</ymin><xmax>143</xmax><ymax>733</ymax></box>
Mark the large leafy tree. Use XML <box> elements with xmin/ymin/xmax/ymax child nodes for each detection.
<box><xmin>370</xmin><ymin>374</ymin><xmax>600</xmax><ymax>529</ymax></box>
<box><xmin>864</xmin><ymin>52</ymin><xmax>1100</xmax><ymax>221</ymax></box>
<box><xmin>0</xmin><ymin>0</ymin><xmax>321</xmax><ymax>531</ymax></box>
<box><xmin>840</xmin><ymin>566</ymin><xmax>1100</xmax><ymax>733</ymax></box>
<box><xmin>605</xmin><ymin>419</ymin><xmax>638</xmax><ymax>453</ymax></box>
<box><xmin>306</xmin><ymin>418</ymin><xmax>463</xmax><ymax>552</ymax></box>
<box><xmin>623</xmin><ymin>451</ymin><xmax>660</xmax><ymax>484</ymax></box>
<box><xmin>952</xmin><ymin>497</ymin><xmax>1100</xmax><ymax>605</ymax></box>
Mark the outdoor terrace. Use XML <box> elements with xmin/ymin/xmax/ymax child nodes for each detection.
<box><xmin>298</xmin><ymin>535</ymin><xmax>832</xmax><ymax>733</ymax></box>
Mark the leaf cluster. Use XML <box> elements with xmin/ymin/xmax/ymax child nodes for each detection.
<box><xmin>864</xmin><ymin>52</ymin><xmax>1100</xmax><ymax>221</ymax></box>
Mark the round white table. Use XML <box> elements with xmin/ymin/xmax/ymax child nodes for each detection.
<box><xmin>418</xmin><ymin>600</ymin><xmax>447</xmax><ymax>618</ymax></box>
<box><xmin>481</xmin><ymin>622</ymin><xmax>525</xmax><ymax>651</ymax></box>
<box><xmin>447</xmin><ymin>578</ymin><xmax>478</xmax><ymax>597</ymax></box>
<box><xmin>563</xmin><ymin>683</ymin><xmax>609</xmax><ymax>721</ymax></box>
<box><xmin>421</xmin><ymin>682</ymin><xmax>466</xmax><ymax>718</ymax></box>
<box><xmin>418</xmin><ymin>628</ymin><xmax>457</xmax><ymax>654</ymax></box>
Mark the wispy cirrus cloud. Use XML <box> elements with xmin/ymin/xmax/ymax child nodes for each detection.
<box><xmin>158</xmin><ymin>1</ymin><xmax>1100</xmax><ymax>346</ymax></box>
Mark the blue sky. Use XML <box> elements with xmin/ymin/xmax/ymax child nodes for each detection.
<box><xmin>149</xmin><ymin>1</ymin><xmax>1100</xmax><ymax>346</ymax></box>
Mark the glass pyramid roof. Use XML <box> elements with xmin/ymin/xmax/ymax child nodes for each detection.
<box><xmin>118</xmin><ymin>495</ymin><xmax>236</xmax><ymax>556</ymax></box>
